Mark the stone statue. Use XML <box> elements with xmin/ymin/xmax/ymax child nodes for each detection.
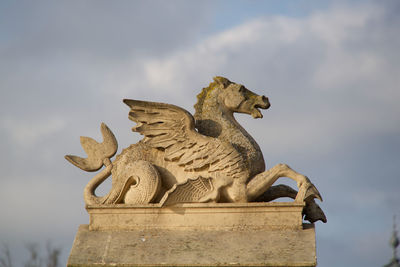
<box><xmin>65</xmin><ymin>76</ymin><xmax>326</xmax><ymax>223</ymax></box>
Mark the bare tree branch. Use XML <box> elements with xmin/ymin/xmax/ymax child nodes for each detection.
<box><xmin>45</xmin><ymin>242</ymin><xmax>60</xmax><ymax>267</ymax></box>
<box><xmin>0</xmin><ymin>243</ymin><xmax>13</xmax><ymax>267</ymax></box>
<box><xmin>1</xmin><ymin>242</ymin><xmax>61</xmax><ymax>267</ymax></box>
<box><xmin>24</xmin><ymin>243</ymin><xmax>42</xmax><ymax>267</ymax></box>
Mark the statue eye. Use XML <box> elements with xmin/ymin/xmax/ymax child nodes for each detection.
<box><xmin>239</xmin><ymin>86</ymin><xmax>245</xmax><ymax>93</ymax></box>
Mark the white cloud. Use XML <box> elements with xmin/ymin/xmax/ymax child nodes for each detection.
<box><xmin>117</xmin><ymin>2</ymin><xmax>400</xmax><ymax>158</ymax></box>
<box><xmin>1</xmin><ymin>2</ymin><xmax>400</xmax><ymax>267</ymax></box>
<box><xmin>308</xmin><ymin>5</ymin><xmax>376</xmax><ymax>46</ymax></box>
<box><xmin>1</xmin><ymin>117</ymin><xmax>66</xmax><ymax>148</ymax></box>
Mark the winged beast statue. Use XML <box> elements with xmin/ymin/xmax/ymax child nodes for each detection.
<box><xmin>65</xmin><ymin>76</ymin><xmax>326</xmax><ymax>223</ymax></box>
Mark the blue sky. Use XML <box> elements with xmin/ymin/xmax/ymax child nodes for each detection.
<box><xmin>1</xmin><ymin>1</ymin><xmax>399</xmax><ymax>266</ymax></box>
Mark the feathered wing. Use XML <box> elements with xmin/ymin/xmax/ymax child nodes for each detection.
<box><xmin>123</xmin><ymin>99</ymin><xmax>245</xmax><ymax>204</ymax></box>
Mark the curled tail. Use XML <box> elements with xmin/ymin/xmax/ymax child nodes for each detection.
<box><xmin>65</xmin><ymin>123</ymin><xmax>161</xmax><ymax>205</ymax></box>
<box><xmin>65</xmin><ymin>123</ymin><xmax>119</xmax><ymax>205</ymax></box>
<box><xmin>65</xmin><ymin>123</ymin><xmax>117</xmax><ymax>172</ymax></box>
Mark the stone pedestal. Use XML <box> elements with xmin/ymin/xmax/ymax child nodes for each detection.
<box><xmin>67</xmin><ymin>202</ymin><xmax>317</xmax><ymax>267</ymax></box>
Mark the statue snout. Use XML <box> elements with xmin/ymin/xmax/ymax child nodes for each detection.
<box><xmin>254</xmin><ymin>95</ymin><xmax>270</xmax><ymax>110</ymax></box>
<box><xmin>249</xmin><ymin>95</ymin><xmax>270</xmax><ymax>119</ymax></box>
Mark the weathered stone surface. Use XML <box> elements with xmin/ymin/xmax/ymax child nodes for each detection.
<box><xmin>65</xmin><ymin>76</ymin><xmax>325</xmax><ymax>223</ymax></box>
<box><xmin>68</xmin><ymin>203</ymin><xmax>316</xmax><ymax>267</ymax></box>
<box><xmin>87</xmin><ymin>202</ymin><xmax>305</xmax><ymax>231</ymax></box>
<box><xmin>68</xmin><ymin>224</ymin><xmax>316</xmax><ymax>267</ymax></box>
<box><xmin>65</xmin><ymin>77</ymin><xmax>323</xmax><ymax>266</ymax></box>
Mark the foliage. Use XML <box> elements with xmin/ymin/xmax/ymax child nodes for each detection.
<box><xmin>0</xmin><ymin>243</ymin><xmax>61</xmax><ymax>267</ymax></box>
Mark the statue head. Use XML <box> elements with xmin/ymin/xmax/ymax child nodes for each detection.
<box><xmin>213</xmin><ymin>76</ymin><xmax>270</xmax><ymax>118</ymax></box>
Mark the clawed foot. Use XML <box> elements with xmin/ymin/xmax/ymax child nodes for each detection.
<box><xmin>295</xmin><ymin>176</ymin><xmax>323</xmax><ymax>203</ymax></box>
<box><xmin>303</xmin><ymin>199</ymin><xmax>327</xmax><ymax>223</ymax></box>
<box><xmin>296</xmin><ymin>177</ymin><xmax>326</xmax><ymax>223</ymax></box>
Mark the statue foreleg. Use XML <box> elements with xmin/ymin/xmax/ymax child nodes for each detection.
<box><xmin>255</xmin><ymin>184</ymin><xmax>327</xmax><ymax>223</ymax></box>
<box><xmin>246</xmin><ymin>163</ymin><xmax>322</xmax><ymax>203</ymax></box>
<box><xmin>254</xmin><ymin>184</ymin><xmax>297</xmax><ymax>202</ymax></box>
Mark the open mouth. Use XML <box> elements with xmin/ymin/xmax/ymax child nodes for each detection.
<box><xmin>251</xmin><ymin>101</ymin><xmax>270</xmax><ymax>119</ymax></box>
<box><xmin>251</xmin><ymin>106</ymin><xmax>264</xmax><ymax>118</ymax></box>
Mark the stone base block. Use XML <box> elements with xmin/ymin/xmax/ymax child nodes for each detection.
<box><xmin>67</xmin><ymin>203</ymin><xmax>316</xmax><ymax>267</ymax></box>
<box><xmin>68</xmin><ymin>224</ymin><xmax>316</xmax><ymax>267</ymax></box>
<box><xmin>86</xmin><ymin>202</ymin><xmax>305</xmax><ymax>231</ymax></box>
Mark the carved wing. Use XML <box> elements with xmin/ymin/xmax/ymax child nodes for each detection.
<box><xmin>123</xmin><ymin>99</ymin><xmax>244</xmax><ymax>178</ymax></box>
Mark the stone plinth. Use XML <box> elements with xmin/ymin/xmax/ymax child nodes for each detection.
<box><xmin>87</xmin><ymin>202</ymin><xmax>304</xmax><ymax>231</ymax></box>
<box><xmin>68</xmin><ymin>202</ymin><xmax>317</xmax><ymax>267</ymax></box>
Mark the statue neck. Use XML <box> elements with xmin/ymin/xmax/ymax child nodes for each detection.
<box><xmin>194</xmin><ymin>96</ymin><xmax>265</xmax><ymax>177</ymax></box>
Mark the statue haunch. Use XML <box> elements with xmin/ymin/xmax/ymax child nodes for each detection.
<box><xmin>65</xmin><ymin>76</ymin><xmax>326</xmax><ymax>223</ymax></box>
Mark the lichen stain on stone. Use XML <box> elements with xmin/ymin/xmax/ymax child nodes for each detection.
<box><xmin>194</xmin><ymin>81</ymin><xmax>218</xmax><ymax>115</ymax></box>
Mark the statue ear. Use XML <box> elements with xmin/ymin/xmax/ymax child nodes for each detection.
<box><xmin>213</xmin><ymin>76</ymin><xmax>231</xmax><ymax>88</ymax></box>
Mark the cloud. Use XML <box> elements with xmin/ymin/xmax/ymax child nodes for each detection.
<box><xmin>0</xmin><ymin>0</ymin><xmax>215</xmax><ymax>122</ymax></box>
<box><xmin>112</xmin><ymin>6</ymin><xmax>400</xmax><ymax>266</ymax></box>
<box><xmin>118</xmin><ymin>2</ymin><xmax>400</xmax><ymax>160</ymax></box>
<box><xmin>1</xmin><ymin>117</ymin><xmax>66</xmax><ymax>149</ymax></box>
<box><xmin>1</xmin><ymin>1</ymin><xmax>400</xmax><ymax>267</ymax></box>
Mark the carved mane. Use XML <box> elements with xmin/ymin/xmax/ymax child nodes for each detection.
<box><xmin>194</xmin><ymin>76</ymin><xmax>231</xmax><ymax>118</ymax></box>
<box><xmin>194</xmin><ymin>82</ymin><xmax>216</xmax><ymax>118</ymax></box>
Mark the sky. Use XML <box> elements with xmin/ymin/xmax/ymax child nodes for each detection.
<box><xmin>0</xmin><ymin>0</ymin><xmax>399</xmax><ymax>266</ymax></box>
